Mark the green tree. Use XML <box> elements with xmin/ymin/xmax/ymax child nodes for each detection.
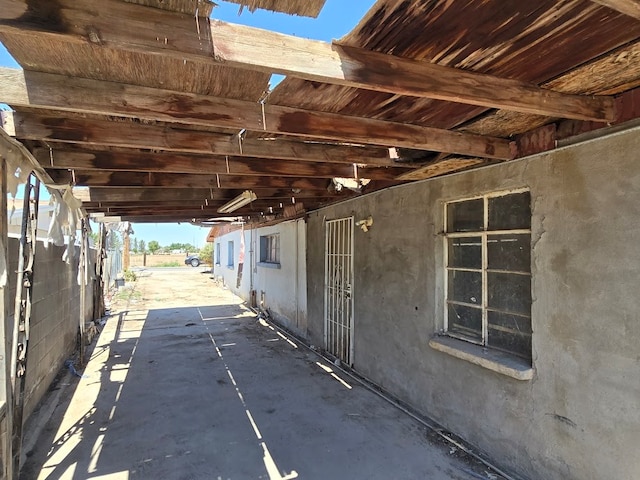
<box><xmin>148</xmin><ymin>240</ymin><xmax>161</xmax><ymax>254</ymax></box>
<box><xmin>132</xmin><ymin>237</ymin><xmax>139</xmax><ymax>253</ymax></box>
<box><xmin>199</xmin><ymin>243</ymin><xmax>213</xmax><ymax>265</ymax></box>
<box><xmin>139</xmin><ymin>240</ymin><xmax>146</xmax><ymax>254</ymax></box>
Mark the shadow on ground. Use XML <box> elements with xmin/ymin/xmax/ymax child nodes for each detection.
<box><xmin>20</xmin><ymin>275</ymin><xmax>503</xmax><ymax>480</ymax></box>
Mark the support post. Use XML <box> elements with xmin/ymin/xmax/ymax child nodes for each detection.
<box><xmin>123</xmin><ymin>229</ymin><xmax>130</xmax><ymax>271</ymax></box>
<box><xmin>10</xmin><ymin>173</ymin><xmax>40</xmax><ymax>477</ymax></box>
<box><xmin>78</xmin><ymin>218</ymin><xmax>88</xmax><ymax>368</ymax></box>
<box><xmin>0</xmin><ymin>157</ymin><xmax>12</xmax><ymax>480</ymax></box>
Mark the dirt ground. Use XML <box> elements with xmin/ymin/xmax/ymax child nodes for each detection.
<box><xmin>129</xmin><ymin>254</ymin><xmax>209</xmax><ymax>268</ymax></box>
<box><xmin>20</xmin><ymin>268</ymin><xmax>506</xmax><ymax>480</ymax></box>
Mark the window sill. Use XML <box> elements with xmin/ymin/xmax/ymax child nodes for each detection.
<box><xmin>226</xmin><ymin>265</ymin><xmax>234</xmax><ymax>270</ymax></box>
<box><xmin>428</xmin><ymin>335</ymin><xmax>533</xmax><ymax>381</ymax></box>
<box><xmin>257</xmin><ymin>262</ymin><xmax>281</xmax><ymax>269</ymax></box>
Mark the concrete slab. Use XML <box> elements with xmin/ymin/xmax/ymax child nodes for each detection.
<box><xmin>21</xmin><ymin>269</ymin><xmax>505</xmax><ymax>480</ymax></box>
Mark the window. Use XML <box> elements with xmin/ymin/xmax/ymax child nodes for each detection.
<box><xmin>227</xmin><ymin>241</ymin><xmax>234</xmax><ymax>268</ymax></box>
<box><xmin>444</xmin><ymin>190</ymin><xmax>532</xmax><ymax>363</ymax></box>
<box><xmin>259</xmin><ymin>234</ymin><xmax>280</xmax><ymax>266</ymax></box>
<box><xmin>215</xmin><ymin>243</ymin><xmax>221</xmax><ymax>265</ymax></box>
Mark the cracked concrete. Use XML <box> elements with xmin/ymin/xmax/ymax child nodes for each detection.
<box><xmin>20</xmin><ymin>268</ymin><xmax>503</xmax><ymax>480</ymax></box>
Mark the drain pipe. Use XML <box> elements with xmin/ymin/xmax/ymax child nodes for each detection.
<box><xmin>259</xmin><ymin>314</ymin><xmax>521</xmax><ymax>480</ymax></box>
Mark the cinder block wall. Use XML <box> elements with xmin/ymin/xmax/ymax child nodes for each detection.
<box><xmin>6</xmin><ymin>239</ymin><xmax>96</xmax><ymax>420</ymax></box>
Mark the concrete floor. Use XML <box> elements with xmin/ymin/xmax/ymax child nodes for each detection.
<box><xmin>20</xmin><ymin>269</ymin><xmax>504</xmax><ymax>480</ymax></box>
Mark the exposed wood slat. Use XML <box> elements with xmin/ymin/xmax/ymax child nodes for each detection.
<box><xmin>11</xmin><ymin>111</ymin><xmax>397</xmax><ymax>167</ymax></box>
<box><xmin>591</xmin><ymin>0</ymin><xmax>640</xmax><ymax>19</ymax></box>
<box><xmin>31</xmin><ymin>147</ymin><xmax>406</xmax><ymax>180</ymax></box>
<box><xmin>77</xmin><ymin>191</ymin><xmax>332</xmax><ymax>206</ymax></box>
<box><xmin>0</xmin><ymin>1</ymin><xmax>616</xmax><ymax>121</ymax></box>
<box><xmin>396</xmin><ymin>157</ymin><xmax>486</xmax><ymax>181</ymax></box>
<box><xmin>49</xmin><ymin>170</ymin><xmax>333</xmax><ymax>190</ymax></box>
<box><xmin>210</xmin><ymin>21</ymin><xmax>615</xmax><ymax>122</ymax></box>
<box><xmin>0</xmin><ymin>69</ymin><xmax>512</xmax><ymax>159</ymax></box>
<box><xmin>73</xmin><ymin>188</ymin><xmax>217</xmax><ymax>202</ymax></box>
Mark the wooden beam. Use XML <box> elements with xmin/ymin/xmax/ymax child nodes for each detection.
<box><xmin>12</xmin><ymin>111</ymin><xmax>398</xmax><ymax>167</ymax></box>
<box><xmin>1</xmin><ymin>68</ymin><xmax>512</xmax><ymax>159</ymax></box>
<box><xmin>78</xmin><ymin>190</ymin><xmax>333</xmax><ymax>205</ymax></box>
<box><xmin>119</xmin><ymin>216</ymin><xmax>219</xmax><ymax>223</ymax></box>
<box><xmin>49</xmin><ymin>169</ymin><xmax>332</xmax><ymax>190</ymax></box>
<box><xmin>396</xmin><ymin>158</ymin><xmax>486</xmax><ymax>181</ymax></box>
<box><xmin>73</xmin><ymin>187</ymin><xmax>215</xmax><ymax>203</ymax></box>
<box><xmin>32</xmin><ymin>146</ymin><xmax>407</xmax><ymax>180</ymax></box>
<box><xmin>210</xmin><ymin>21</ymin><xmax>615</xmax><ymax>122</ymax></box>
<box><xmin>0</xmin><ymin>0</ymin><xmax>616</xmax><ymax>121</ymax></box>
<box><xmin>83</xmin><ymin>198</ymin><xmax>329</xmax><ymax>211</ymax></box>
<box><xmin>591</xmin><ymin>0</ymin><xmax>640</xmax><ymax>19</ymax></box>
<box><xmin>94</xmin><ymin>204</ymin><xmax>286</xmax><ymax>216</ymax></box>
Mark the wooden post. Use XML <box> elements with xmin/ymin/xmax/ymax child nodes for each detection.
<box><xmin>123</xmin><ymin>230</ymin><xmax>130</xmax><ymax>271</ymax></box>
<box><xmin>0</xmin><ymin>156</ymin><xmax>13</xmax><ymax>480</ymax></box>
<box><xmin>78</xmin><ymin>218</ymin><xmax>87</xmax><ymax>368</ymax></box>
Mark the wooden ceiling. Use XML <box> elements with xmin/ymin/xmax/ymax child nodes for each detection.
<box><xmin>1</xmin><ymin>0</ymin><xmax>640</xmax><ymax>224</ymax></box>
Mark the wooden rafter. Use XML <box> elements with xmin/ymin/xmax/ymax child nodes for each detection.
<box><xmin>48</xmin><ymin>170</ymin><xmax>335</xmax><ymax>190</ymax></box>
<box><xmin>74</xmin><ymin>188</ymin><xmax>333</xmax><ymax>203</ymax></box>
<box><xmin>11</xmin><ymin>111</ymin><xmax>397</xmax><ymax>167</ymax></box>
<box><xmin>32</xmin><ymin>146</ymin><xmax>407</xmax><ymax>180</ymax></box>
<box><xmin>591</xmin><ymin>0</ymin><xmax>640</xmax><ymax>19</ymax></box>
<box><xmin>0</xmin><ymin>0</ymin><xmax>616</xmax><ymax>121</ymax></box>
<box><xmin>0</xmin><ymin>69</ymin><xmax>512</xmax><ymax>159</ymax></box>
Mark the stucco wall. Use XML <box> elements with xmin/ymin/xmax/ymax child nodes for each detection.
<box><xmin>306</xmin><ymin>127</ymin><xmax>640</xmax><ymax>480</ymax></box>
<box><xmin>213</xmin><ymin>219</ymin><xmax>307</xmax><ymax>335</ymax></box>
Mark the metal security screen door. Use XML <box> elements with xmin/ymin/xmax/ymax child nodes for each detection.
<box><xmin>324</xmin><ymin>217</ymin><xmax>354</xmax><ymax>365</ymax></box>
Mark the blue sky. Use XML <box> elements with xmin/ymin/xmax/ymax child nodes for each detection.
<box><xmin>0</xmin><ymin>0</ymin><xmax>376</xmax><ymax>246</ymax></box>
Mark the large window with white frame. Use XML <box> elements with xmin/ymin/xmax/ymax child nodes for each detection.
<box><xmin>444</xmin><ymin>190</ymin><xmax>532</xmax><ymax>363</ymax></box>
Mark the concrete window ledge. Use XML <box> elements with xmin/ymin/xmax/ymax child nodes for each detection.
<box><xmin>257</xmin><ymin>262</ymin><xmax>281</xmax><ymax>269</ymax></box>
<box><xmin>429</xmin><ymin>336</ymin><xmax>534</xmax><ymax>381</ymax></box>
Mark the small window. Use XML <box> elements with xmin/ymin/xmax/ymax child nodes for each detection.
<box><xmin>444</xmin><ymin>190</ymin><xmax>532</xmax><ymax>363</ymax></box>
<box><xmin>227</xmin><ymin>241</ymin><xmax>234</xmax><ymax>268</ymax></box>
<box><xmin>259</xmin><ymin>234</ymin><xmax>280</xmax><ymax>265</ymax></box>
<box><xmin>215</xmin><ymin>243</ymin><xmax>221</xmax><ymax>265</ymax></box>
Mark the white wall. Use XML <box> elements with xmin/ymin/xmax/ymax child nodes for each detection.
<box><xmin>212</xmin><ymin>219</ymin><xmax>307</xmax><ymax>335</ymax></box>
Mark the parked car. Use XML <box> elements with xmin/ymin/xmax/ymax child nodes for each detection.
<box><xmin>185</xmin><ymin>254</ymin><xmax>201</xmax><ymax>267</ymax></box>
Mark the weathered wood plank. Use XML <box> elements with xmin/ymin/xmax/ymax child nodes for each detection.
<box><xmin>32</xmin><ymin>147</ymin><xmax>407</xmax><ymax>180</ymax></box>
<box><xmin>12</xmin><ymin>110</ymin><xmax>397</xmax><ymax>167</ymax></box>
<box><xmin>77</xmin><ymin>190</ymin><xmax>332</xmax><ymax>205</ymax></box>
<box><xmin>49</xmin><ymin>170</ymin><xmax>332</xmax><ymax>190</ymax></box>
<box><xmin>211</xmin><ymin>21</ymin><xmax>615</xmax><ymax>122</ymax></box>
<box><xmin>396</xmin><ymin>157</ymin><xmax>486</xmax><ymax>181</ymax></box>
<box><xmin>73</xmin><ymin>187</ymin><xmax>215</xmax><ymax>202</ymax></box>
<box><xmin>0</xmin><ymin>0</ymin><xmax>616</xmax><ymax>121</ymax></box>
<box><xmin>0</xmin><ymin>68</ymin><xmax>512</xmax><ymax>159</ymax></box>
<box><xmin>591</xmin><ymin>0</ymin><xmax>640</xmax><ymax>19</ymax></box>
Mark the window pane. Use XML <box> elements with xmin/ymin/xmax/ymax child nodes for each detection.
<box><xmin>448</xmin><ymin>270</ymin><xmax>482</xmax><ymax>305</ymax></box>
<box><xmin>487</xmin><ymin>272</ymin><xmax>531</xmax><ymax>316</ymax></box>
<box><xmin>448</xmin><ymin>236</ymin><xmax>482</xmax><ymax>269</ymax></box>
<box><xmin>488</xmin><ymin>192</ymin><xmax>530</xmax><ymax>230</ymax></box>
<box><xmin>448</xmin><ymin>304</ymin><xmax>482</xmax><ymax>341</ymax></box>
<box><xmin>447</xmin><ymin>199</ymin><xmax>483</xmax><ymax>232</ymax></box>
<box><xmin>487</xmin><ymin>234</ymin><xmax>530</xmax><ymax>272</ymax></box>
<box><xmin>488</xmin><ymin>311</ymin><xmax>532</xmax><ymax>361</ymax></box>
